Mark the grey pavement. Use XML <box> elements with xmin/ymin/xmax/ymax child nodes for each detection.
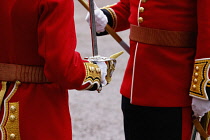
<box><xmin>69</xmin><ymin>0</ymin><xmax>130</xmax><ymax>140</ymax></box>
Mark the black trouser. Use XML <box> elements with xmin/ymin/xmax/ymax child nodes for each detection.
<box><xmin>121</xmin><ymin>96</ymin><xmax>183</xmax><ymax>140</ymax></box>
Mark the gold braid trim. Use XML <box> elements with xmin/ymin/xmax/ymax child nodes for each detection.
<box><xmin>189</xmin><ymin>59</ymin><xmax>210</xmax><ymax>100</ymax></box>
<box><xmin>206</xmin><ymin>81</ymin><xmax>210</xmax><ymax>87</ymax></box>
<box><xmin>101</xmin><ymin>6</ymin><xmax>117</xmax><ymax>30</ymax></box>
<box><xmin>82</xmin><ymin>62</ymin><xmax>101</xmax><ymax>90</ymax></box>
<box><xmin>105</xmin><ymin>60</ymin><xmax>116</xmax><ymax>84</ymax></box>
<box><xmin>0</xmin><ymin>81</ymin><xmax>21</xmax><ymax>140</ymax></box>
<box><xmin>5</xmin><ymin>102</ymin><xmax>20</xmax><ymax>140</ymax></box>
<box><xmin>0</xmin><ymin>81</ymin><xmax>7</xmax><ymax>109</ymax></box>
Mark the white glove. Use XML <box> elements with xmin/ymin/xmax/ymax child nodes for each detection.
<box><xmin>192</xmin><ymin>97</ymin><xmax>210</xmax><ymax>117</ymax></box>
<box><xmin>95</xmin><ymin>61</ymin><xmax>107</xmax><ymax>86</ymax></box>
<box><xmin>85</xmin><ymin>2</ymin><xmax>108</xmax><ymax>32</ymax></box>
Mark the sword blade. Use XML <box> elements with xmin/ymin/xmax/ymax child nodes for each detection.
<box><xmin>119</xmin><ymin>40</ymin><xmax>129</xmax><ymax>54</ymax></box>
<box><xmin>190</xmin><ymin>125</ymin><xmax>197</xmax><ymax>140</ymax></box>
<box><xmin>89</xmin><ymin>0</ymin><xmax>98</xmax><ymax>56</ymax></box>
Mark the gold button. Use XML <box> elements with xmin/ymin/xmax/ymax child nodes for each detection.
<box><xmin>10</xmin><ymin>133</ymin><xmax>16</xmax><ymax>139</ymax></box>
<box><xmin>139</xmin><ymin>7</ymin><xmax>144</xmax><ymax>13</ymax></box>
<box><xmin>195</xmin><ymin>66</ymin><xmax>199</xmax><ymax>71</ymax></box>
<box><xmin>193</xmin><ymin>78</ymin><xmax>198</xmax><ymax>83</ymax></box>
<box><xmin>10</xmin><ymin>106</ymin><xmax>16</xmax><ymax>112</ymax></box>
<box><xmin>9</xmin><ymin>115</ymin><xmax>16</xmax><ymax>122</ymax></box>
<box><xmin>194</xmin><ymin>72</ymin><xmax>199</xmax><ymax>78</ymax></box>
<box><xmin>142</xmin><ymin>0</ymin><xmax>147</xmax><ymax>3</ymax></box>
<box><xmin>192</xmin><ymin>85</ymin><xmax>196</xmax><ymax>89</ymax></box>
<box><xmin>138</xmin><ymin>17</ymin><xmax>144</xmax><ymax>23</ymax></box>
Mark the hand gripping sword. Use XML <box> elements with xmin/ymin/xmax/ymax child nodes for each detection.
<box><xmin>78</xmin><ymin>0</ymin><xmax>130</xmax><ymax>54</ymax></box>
<box><xmin>86</xmin><ymin>0</ymin><xmax>123</xmax><ymax>93</ymax></box>
<box><xmin>87</xmin><ymin>0</ymin><xmax>123</xmax><ymax>61</ymax></box>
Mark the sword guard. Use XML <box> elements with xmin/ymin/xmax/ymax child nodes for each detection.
<box><xmin>84</xmin><ymin>55</ymin><xmax>113</xmax><ymax>62</ymax></box>
<box><xmin>84</xmin><ymin>51</ymin><xmax>123</xmax><ymax>86</ymax></box>
<box><xmin>84</xmin><ymin>51</ymin><xmax>124</xmax><ymax>62</ymax></box>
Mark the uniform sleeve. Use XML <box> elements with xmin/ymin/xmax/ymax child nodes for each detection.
<box><xmin>38</xmin><ymin>0</ymin><xmax>86</xmax><ymax>89</ymax></box>
<box><xmin>100</xmin><ymin>0</ymin><xmax>130</xmax><ymax>32</ymax></box>
<box><xmin>189</xmin><ymin>0</ymin><xmax>210</xmax><ymax>100</ymax></box>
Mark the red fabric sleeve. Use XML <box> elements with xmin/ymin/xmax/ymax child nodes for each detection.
<box><xmin>196</xmin><ymin>0</ymin><xmax>210</xmax><ymax>59</ymax></box>
<box><xmin>189</xmin><ymin>0</ymin><xmax>210</xmax><ymax>100</ymax></box>
<box><xmin>109</xmin><ymin>0</ymin><xmax>131</xmax><ymax>32</ymax></box>
<box><xmin>38</xmin><ymin>0</ymin><xmax>86</xmax><ymax>89</ymax></box>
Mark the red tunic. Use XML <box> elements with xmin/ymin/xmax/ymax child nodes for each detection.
<box><xmin>101</xmin><ymin>0</ymin><xmax>210</xmax><ymax>107</ymax></box>
<box><xmin>103</xmin><ymin>0</ymin><xmax>210</xmax><ymax>107</ymax></box>
<box><xmin>0</xmin><ymin>0</ymin><xmax>86</xmax><ymax>139</ymax></box>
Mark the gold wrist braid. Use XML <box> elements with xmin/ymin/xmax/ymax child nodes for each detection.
<box><xmin>82</xmin><ymin>62</ymin><xmax>101</xmax><ymax>90</ymax></box>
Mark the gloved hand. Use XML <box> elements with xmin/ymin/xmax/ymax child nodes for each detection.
<box><xmin>85</xmin><ymin>2</ymin><xmax>108</xmax><ymax>32</ymax></box>
<box><xmin>192</xmin><ymin>97</ymin><xmax>210</xmax><ymax>117</ymax></box>
<box><xmin>88</xmin><ymin>51</ymin><xmax>123</xmax><ymax>86</ymax></box>
<box><xmin>78</xmin><ymin>51</ymin><xmax>123</xmax><ymax>92</ymax></box>
<box><xmin>95</xmin><ymin>61</ymin><xmax>107</xmax><ymax>86</ymax></box>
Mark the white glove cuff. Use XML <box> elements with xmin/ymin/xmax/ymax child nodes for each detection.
<box><xmin>192</xmin><ymin>97</ymin><xmax>210</xmax><ymax>117</ymax></box>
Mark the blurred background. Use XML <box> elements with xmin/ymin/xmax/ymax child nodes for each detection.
<box><xmin>69</xmin><ymin>0</ymin><xmax>130</xmax><ymax>139</ymax></box>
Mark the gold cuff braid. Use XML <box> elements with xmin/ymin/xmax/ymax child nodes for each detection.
<box><xmin>101</xmin><ymin>6</ymin><xmax>117</xmax><ymax>30</ymax></box>
<box><xmin>105</xmin><ymin>60</ymin><xmax>116</xmax><ymax>84</ymax></box>
<box><xmin>189</xmin><ymin>59</ymin><xmax>210</xmax><ymax>100</ymax></box>
<box><xmin>78</xmin><ymin>62</ymin><xmax>101</xmax><ymax>91</ymax></box>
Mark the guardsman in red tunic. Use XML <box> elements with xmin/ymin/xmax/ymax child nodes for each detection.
<box><xmin>86</xmin><ymin>0</ymin><xmax>210</xmax><ymax>139</ymax></box>
<box><xmin>0</xmin><ymin>0</ymin><xmax>119</xmax><ymax>139</ymax></box>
